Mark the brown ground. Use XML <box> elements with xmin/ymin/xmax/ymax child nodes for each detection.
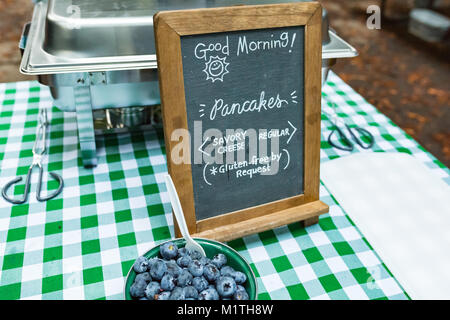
<box><xmin>321</xmin><ymin>0</ymin><xmax>450</xmax><ymax>167</ymax></box>
<box><xmin>0</xmin><ymin>0</ymin><xmax>449</xmax><ymax>166</ymax></box>
<box><xmin>0</xmin><ymin>0</ymin><xmax>34</xmax><ymax>82</ymax></box>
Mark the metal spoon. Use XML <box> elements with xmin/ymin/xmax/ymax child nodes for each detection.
<box><xmin>164</xmin><ymin>174</ymin><xmax>206</xmax><ymax>257</ymax></box>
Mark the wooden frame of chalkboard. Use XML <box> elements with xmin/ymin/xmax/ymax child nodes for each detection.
<box><xmin>154</xmin><ymin>2</ymin><xmax>329</xmax><ymax>242</ymax></box>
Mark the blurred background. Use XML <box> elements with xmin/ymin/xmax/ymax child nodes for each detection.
<box><xmin>0</xmin><ymin>0</ymin><xmax>449</xmax><ymax>166</ymax></box>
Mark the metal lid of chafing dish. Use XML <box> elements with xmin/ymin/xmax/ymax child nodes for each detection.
<box><xmin>21</xmin><ymin>0</ymin><xmax>357</xmax><ymax>75</ymax></box>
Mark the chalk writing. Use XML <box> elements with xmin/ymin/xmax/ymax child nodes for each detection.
<box><xmin>207</xmin><ymin>91</ymin><xmax>288</xmax><ymax>121</ymax></box>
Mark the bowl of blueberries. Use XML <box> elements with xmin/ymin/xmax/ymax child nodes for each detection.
<box><xmin>124</xmin><ymin>238</ymin><xmax>257</xmax><ymax>300</ymax></box>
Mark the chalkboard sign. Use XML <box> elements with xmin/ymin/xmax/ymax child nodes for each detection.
<box><xmin>155</xmin><ymin>3</ymin><xmax>329</xmax><ymax>241</ymax></box>
<box><xmin>182</xmin><ymin>26</ymin><xmax>305</xmax><ymax>221</ymax></box>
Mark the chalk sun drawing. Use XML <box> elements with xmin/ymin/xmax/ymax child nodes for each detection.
<box><xmin>203</xmin><ymin>56</ymin><xmax>230</xmax><ymax>83</ymax></box>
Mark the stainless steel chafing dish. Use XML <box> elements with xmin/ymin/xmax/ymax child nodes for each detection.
<box><xmin>20</xmin><ymin>0</ymin><xmax>357</xmax><ymax>167</ymax></box>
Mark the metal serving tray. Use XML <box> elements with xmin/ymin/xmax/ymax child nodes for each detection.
<box><xmin>21</xmin><ymin>0</ymin><xmax>357</xmax><ymax>75</ymax></box>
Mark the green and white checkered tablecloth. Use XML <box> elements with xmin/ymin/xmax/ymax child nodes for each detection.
<box><xmin>0</xmin><ymin>71</ymin><xmax>448</xmax><ymax>300</ymax></box>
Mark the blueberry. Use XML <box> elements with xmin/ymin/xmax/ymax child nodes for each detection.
<box><xmin>139</xmin><ymin>297</ymin><xmax>149</xmax><ymax>300</ymax></box>
<box><xmin>135</xmin><ymin>272</ymin><xmax>152</xmax><ymax>283</ymax></box>
<box><xmin>199</xmin><ymin>256</ymin><xmax>211</xmax><ymax>266</ymax></box>
<box><xmin>184</xmin><ymin>286</ymin><xmax>199</xmax><ymax>299</ymax></box>
<box><xmin>203</xmin><ymin>264</ymin><xmax>220</xmax><ymax>282</ymax></box>
<box><xmin>233</xmin><ymin>288</ymin><xmax>249</xmax><ymax>300</ymax></box>
<box><xmin>149</xmin><ymin>259</ymin><xmax>167</xmax><ymax>281</ymax></box>
<box><xmin>236</xmin><ymin>284</ymin><xmax>246</xmax><ymax>292</ymax></box>
<box><xmin>189</xmin><ymin>250</ymin><xmax>203</xmax><ymax>261</ymax></box>
<box><xmin>170</xmin><ymin>286</ymin><xmax>186</xmax><ymax>300</ymax></box>
<box><xmin>177</xmin><ymin>255</ymin><xmax>192</xmax><ymax>268</ymax></box>
<box><xmin>145</xmin><ymin>281</ymin><xmax>161</xmax><ymax>300</ymax></box>
<box><xmin>160</xmin><ymin>242</ymin><xmax>178</xmax><ymax>260</ymax></box>
<box><xmin>160</xmin><ymin>274</ymin><xmax>176</xmax><ymax>291</ymax></box>
<box><xmin>156</xmin><ymin>291</ymin><xmax>171</xmax><ymax>300</ymax></box>
<box><xmin>188</xmin><ymin>260</ymin><xmax>204</xmax><ymax>277</ymax></box>
<box><xmin>130</xmin><ymin>279</ymin><xmax>147</xmax><ymax>298</ymax></box>
<box><xmin>177</xmin><ymin>269</ymin><xmax>193</xmax><ymax>287</ymax></box>
<box><xmin>192</xmin><ymin>276</ymin><xmax>209</xmax><ymax>292</ymax></box>
<box><xmin>216</xmin><ymin>276</ymin><xmax>237</xmax><ymax>298</ymax></box>
<box><xmin>148</xmin><ymin>257</ymin><xmax>158</xmax><ymax>269</ymax></box>
<box><xmin>220</xmin><ymin>266</ymin><xmax>235</xmax><ymax>277</ymax></box>
<box><xmin>233</xmin><ymin>271</ymin><xmax>247</xmax><ymax>284</ymax></box>
<box><xmin>165</xmin><ymin>260</ymin><xmax>182</xmax><ymax>278</ymax></box>
<box><xmin>177</xmin><ymin>247</ymin><xmax>190</xmax><ymax>257</ymax></box>
<box><xmin>133</xmin><ymin>256</ymin><xmax>149</xmax><ymax>273</ymax></box>
<box><xmin>211</xmin><ymin>253</ymin><xmax>227</xmax><ymax>268</ymax></box>
<box><xmin>198</xmin><ymin>287</ymin><xmax>219</xmax><ymax>300</ymax></box>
